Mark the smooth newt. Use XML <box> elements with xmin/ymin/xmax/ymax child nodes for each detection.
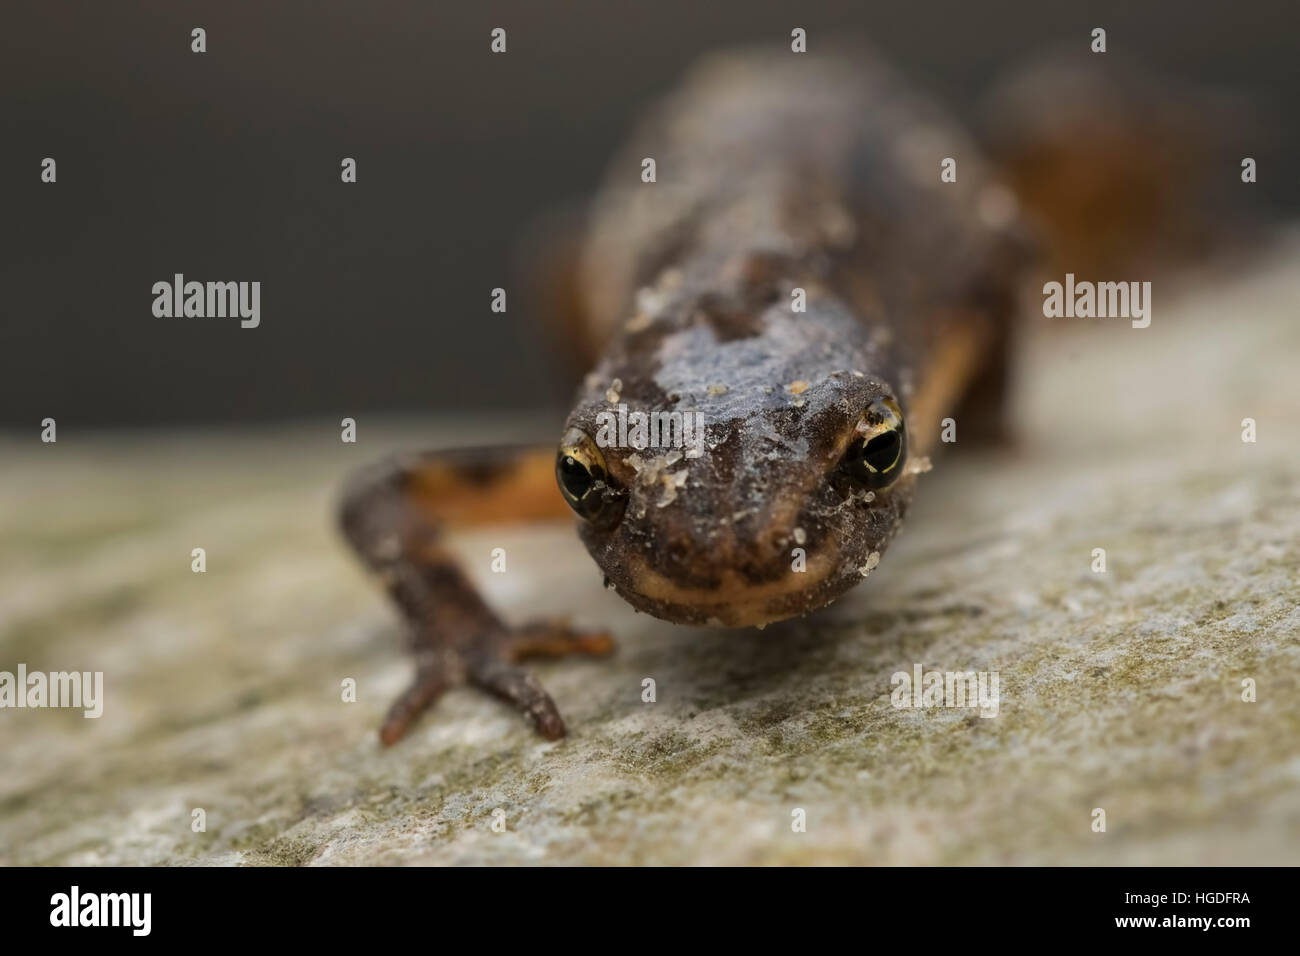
<box><xmin>338</xmin><ymin>49</ymin><xmax>1061</xmax><ymax>744</ymax></box>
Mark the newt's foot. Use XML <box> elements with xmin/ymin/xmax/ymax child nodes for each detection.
<box><xmin>378</xmin><ymin>621</ymin><xmax>613</xmax><ymax>746</ymax></box>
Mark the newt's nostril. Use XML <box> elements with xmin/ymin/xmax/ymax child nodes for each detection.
<box><xmin>665</xmin><ymin>538</ymin><xmax>692</xmax><ymax>567</ymax></box>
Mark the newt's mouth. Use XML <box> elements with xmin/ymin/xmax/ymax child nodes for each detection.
<box><xmin>604</xmin><ymin>545</ymin><xmax>856</xmax><ymax>628</ymax></box>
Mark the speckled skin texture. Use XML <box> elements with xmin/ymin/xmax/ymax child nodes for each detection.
<box><xmin>566</xmin><ymin>49</ymin><xmax>1030</xmax><ymax>626</ymax></box>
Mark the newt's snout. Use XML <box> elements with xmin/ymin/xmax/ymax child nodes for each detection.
<box><xmin>575</xmin><ymin>453</ymin><xmax>914</xmax><ymax>628</ymax></box>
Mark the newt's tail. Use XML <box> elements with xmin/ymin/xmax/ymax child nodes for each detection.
<box><xmin>977</xmin><ymin>50</ymin><xmax>1273</xmax><ymax>279</ymax></box>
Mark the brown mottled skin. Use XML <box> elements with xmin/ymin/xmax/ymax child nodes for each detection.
<box><xmin>340</xmin><ymin>49</ymin><xmax>1031</xmax><ymax>743</ymax></box>
<box><xmin>569</xmin><ymin>51</ymin><xmax>1029</xmax><ymax>628</ymax></box>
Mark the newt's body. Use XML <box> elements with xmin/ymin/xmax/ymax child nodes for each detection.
<box><xmin>341</xmin><ymin>49</ymin><xmax>1031</xmax><ymax>743</ymax></box>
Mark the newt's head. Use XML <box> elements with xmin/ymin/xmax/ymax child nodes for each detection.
<box><xmin>555</xmin><ymin>294</ymin><xmax>916</xmax><ymax>628</ymax></box>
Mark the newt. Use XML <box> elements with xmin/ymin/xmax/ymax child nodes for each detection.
<box><xmin>337</xmin><ymin>46</ymin><xmax>1233</xmax><ymax>745</ymax></box>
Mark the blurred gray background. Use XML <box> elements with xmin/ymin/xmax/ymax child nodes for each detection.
<box><xmin>1</xmin><ymin>0</ymin><xmax>1294</xmax><ymax>427</ymax></box>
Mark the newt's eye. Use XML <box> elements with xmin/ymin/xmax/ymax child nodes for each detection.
<box><xmin>556</xmin><ymin>428</ymin><xmax>626</xmax><ymax>528</ymax></box>
<box><xmin>842</xmin><ymin>397</ymin><xmax>907</xmax><ymax>490</ymax></box>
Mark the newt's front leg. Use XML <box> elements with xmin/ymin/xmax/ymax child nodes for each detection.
<box><xmin>338</xmin><ymin>448</ymin><xmax>612</xmax><ymax>745</ymax></box>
